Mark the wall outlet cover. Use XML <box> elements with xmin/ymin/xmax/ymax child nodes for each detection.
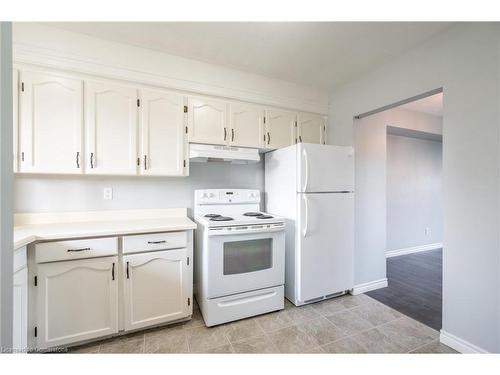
<box><xmin>103</xmin><ymin>187</ymin><xmax>113</xmax><ymax>200</ymax></box>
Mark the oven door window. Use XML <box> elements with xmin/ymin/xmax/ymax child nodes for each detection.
<box><xmin>223</xmin><ymin>238</ymin><xmax>273</xmax><ymax>275</ymax></box>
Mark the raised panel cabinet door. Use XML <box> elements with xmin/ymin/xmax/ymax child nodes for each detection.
<box><xmin>36</xmin><ymin>256</ymin><xmax>119</xmax><ymax>349</ymax></box>
<box><xmin>86</xmin><ymin>81</ymin><xmax>138</xmax><ymax>175</ymax></box>
<box><xmin>19</xmin><ymin>71</ymin><xmax>83</xmax><ymax>174</ymax></box>
<box><xmin>140</xmin><ymin>89</ymin><xmax>186</xmax><ymax>176</ymax></box>
<box><xmin>264</xmin><ymin>109</ymin><xmax>296</xmax><ymax>149</ymax></box>
<box><xmin>229</xmin><ymin>102</ymin><xmax>265</xmax><ymax>148</ymax></box>
<box><xmin>297</xmin><ymin>113</ymin><xmax>325</xmax><ymax>144</ymax></box>
<box><xmin>123</xmin><ymin>248</ymin><xmax>191</xmax><ymax>331</ymax></box>
<box><xmin>13</xmin><ymin>267</ymin><xmax>28</xmax><ymax>352</ymax></box>
<box><xmin>188</xmin><ymin>97</ymin><xmax>228</xmax><ymax>145</ymax></box>
<box><xmin>13</xmin><ymin>69</ymin><xmax>18</xmax><ymax>172</ymax></box>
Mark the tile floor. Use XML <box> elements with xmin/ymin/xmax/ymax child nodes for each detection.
<box><xmin>70</xmin><ymin>294</ymin><xmax>457</xmax><ymax>354</ymax></box>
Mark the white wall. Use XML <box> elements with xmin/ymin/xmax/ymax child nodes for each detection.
<box><xmin>329</xmin><ymin>23</ymin><xmax>500</xmax><ymax>353</ymax></box>
<box><xmin>14</xmin><ymin>162</ymin><xmax>265</xmax><ymax>215</ymax></box>
<box><xmin>0</xmin><ymin>22</ymin><xmax>13</xmax><ymax>349</ymax></box>
<box><xmin>387</xmin><ymin>134</ymin><xmax>442</xmax><ymax>250</ymax></box>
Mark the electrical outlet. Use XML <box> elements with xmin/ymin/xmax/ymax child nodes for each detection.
<box><xmin>103</xmin><ymin>187</ymin><xmax>113</xmax><ymax>200</ymax></box>
<box><xmin>425</xmin><ymin>227</ymin><xmax>430</xmax><ymax>236</ymax></box>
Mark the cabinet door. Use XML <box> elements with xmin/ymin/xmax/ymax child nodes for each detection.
<box><xmin>19</xmin><ymin>71</ymin><xmax>83</xmax><ymax>174</ymax></box>
<box><xmin>229</xmin><ymin>102</ymin><xmax>265</xmax><ymax>148</ymax></box>
<box><xmin>297</xmin><ymin>113</ymin><xmax>325</xmax><ymax>144</ymax></box>
<box><xmin>140</xmin><ymin>89</ymin><xmax>186</xmax><ymax>176</ymax></box>
<box><xmin>13</xmin><ymin>69</ymin><xmax>18</xmax><ymax>172</ymax></box>
<box><xmin>123</xmin><ymin>248</ymin><xmax>191</xmax><ymax>331</ymax></box>
<box><xmin>188</xmin><ymin>97</ymin><xmax>228</xmax><ymax>145</ymax></box>
<box><xmin>85</xmin><ymin>81</ymin><xmax>138</xmax><ymax>175</ymax></box>
<box><xmin>13</xmin><ymin>267</ymin><xmax>27</xmax><ymax>352</ymax></box>
<box><xmin>264</xmin><ymin>109</ymin><xmax>296</xmax><ymax>149</ymax></box>
<box><xmin>36</xmin><ymin>256</ymin><xmax>118</xmax><ymax>348</ymax></box>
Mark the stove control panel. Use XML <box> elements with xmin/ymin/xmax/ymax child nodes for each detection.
<box><xmin>195</xmin><ymin>189</ymin><xmax>260</xmax><ymax>205</ymax></box>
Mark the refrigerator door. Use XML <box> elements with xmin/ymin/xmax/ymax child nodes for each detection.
<box><xmin>297</xmin><ymin>143</ymin><xmax>354</xmax><ymax>193</ymax></box>
<box><xmin>296</xmin><ymin>192</ymin><xmax>354</xmax><ymax>303</ymax></box>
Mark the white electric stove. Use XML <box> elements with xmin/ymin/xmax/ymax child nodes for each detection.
<box><xmin>193</xmin><ymin>189</ymin><xmax>285</xmax><ymax>326</ymax></box>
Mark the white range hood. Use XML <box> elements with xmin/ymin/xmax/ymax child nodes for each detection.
<box><xmin>189</xmin><ymin>144</ymin><xmax>261</xmax><ymax>164</ymax></box>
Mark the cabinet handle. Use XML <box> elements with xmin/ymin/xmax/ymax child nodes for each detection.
<box><xmin>144</xmin><ymin>155</ymin><xmax>147</xmax><ymax>170</ymax></box>
<box><xmin>148</xmin><ymin>240</ymin><xmax>166</xmax><ymax>244</ymax></box>
<box><xmin>76</xmin><ymin>151</ymin><xmax>80</xmax><ymax>168</ymax></box>
<box><xmin>67</xmin><ymin>247</ymin><xmax>91</xmax><ymax>252</ymax></box>
<box><xmin>267</xmin><ymin>132</ymin><xmax>271</xmax><ymax>145</ymax></box>
<box><xmin>231</xmin><ymin>128</ymin><xmax>234</xmax><ymax>142</ymax></box>
<box><xmin>112</xmin><ymin>262</ymin><xmax>115</xmax><ymax>281</ymax></box>
<box><xmin>224</xmin><ymin>127</ymin><xmax>227</xmax><ymax>141</ymax></box>
<box><xmin>126</xmin><ymin>261</ymin><xmax>130</xmax><ymax>279</ymax></box>
<box><xmin>90</xmin><ymin>152</ymin><xmax>94</xmax><ymax>168</ymax></box>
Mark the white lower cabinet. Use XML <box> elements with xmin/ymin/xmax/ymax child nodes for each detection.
<box><xmin>35</xmin><ymin>256</ymin><xmax>119</xmax><ymax>348</ymax></box>
<box><xmin>13</xmin><ymin>267</ymin><xmax>28</xmax><ymax>351</ymax></box>
<box><xmin>123</xmin><ymin>248</ymin><xmax>192</xmax><ymax>331</ymax></box>
<box><xmin>30</xmin><ymin>231</ymin><xmax>193</xmax><ymax>349</ymax></box>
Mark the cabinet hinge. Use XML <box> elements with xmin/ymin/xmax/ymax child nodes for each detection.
<box><xmin>21</xmin><ymin>82</ymin><xmax>24</xmax><ymax>92</ymax></box>
<box><xmin>188</xmin><ymin>298</ymin><xmax>191</xmax><ymax>306</ymax></box>
<box><xmin>34</xmin><ymin>276</ymin><xmax>37</xmax><ymax>287</ymax></box>
<box><xmin>184</xmin><ymin>105</ymin><xmax>188</xmax><ymax>113</ymax></box>
<box><xmin>21</xmin><ymin>152</ymin><xmax>25</xmax><ymax>162</ymax></box>
<box><xmin>295</xmin><ymin>121</ymin><xmax>297</xmax><ymax>127</ymax></box>
<box><xmin>34</xmin><ymin>326</ymin><xmax>37</xmax><ymax>337</ymax></box>
<box><xmin>183</xmin><ymin>160</ymin><xmax>186</xmax><ymax>168</ymax></box>
<box><xmin>187</xmin><ymin>257</ymin><xmax>190</xmax><ymax>266</ymax></box>
<box><xmin>263</xmin><ymin>116</ymin><xmax>266</xmax><ymax>124</ymax></box>
<box><xmin>137</xmin><ymin>157</ymin><xmax>140</xmax><ymax>166</ymax></box>
<box><xmin>185</xmin><ymin>126</ymin><xmax>188</xmax><ymax>134</ymax></box>
<box><xmin>295</xmin><ymin>138</ymin><xmax>297</xmax><ymax>144</ymax></box>
<box><xmin>137</xmin><ymin>99</ymin><xmax>140</xmax><ymax>107</ymax></box>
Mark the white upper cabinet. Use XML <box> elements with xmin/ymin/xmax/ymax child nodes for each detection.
<box><xmin>13</xmin><ymin>69</ymin><xmax>18</xmax><ymax>172</ymax></box>
<box><xmin>264</xmin><ymin>109</ymin><xmax>296</xmax><ymax>149</ymax></box>
<box><xmin>19</xmin><ymin>71</ymin><xmax>83</xmax><ymax>174</ymax></box>
<box><xmin>229</xmin><ymin>102</ymin><xmax>265</xmax><ymax>148</ymax></box>
<box><xmin>85</xmin><ymin>81</ymin><xmax>138</xmax><ymax>175</ymax></box>
<box><xmin>123</xmin><ymin>248</ymin><xmax>191</xmax><ymax>331</ymax></box>
<box><xmin>188</xmin><ymin>97</ymin><xmax>228</xmax><ymax>145</ymax></box>
<box><xmin>140</xmin><ymin>89</ymin><xmax>186</xmax><ymax>176</ymax></box>
<box><xmin>297</xmin><ymin>113</ymin><xmax>326</xmax><ymax>144</ymax></box>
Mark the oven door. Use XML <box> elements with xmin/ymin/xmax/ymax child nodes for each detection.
<box><xmin>206</xmin><ymin>228</ymin><xmax>285</xmax><ymax>299</ymax></box>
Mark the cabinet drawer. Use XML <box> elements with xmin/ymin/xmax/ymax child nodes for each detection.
<box><xmin>35</xmin><ymin>237</ymin><xmax>118</xmax><ymax>263</ymax></box>
<box><xmin>123</xmin><ymin>232</ymin><xmax>187</xmax><ymax>254</ymax></box>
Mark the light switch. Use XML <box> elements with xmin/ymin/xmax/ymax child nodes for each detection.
<box><xmin>103</xmin><ymin>187</ymin><xmax>113</xmax><ymax>200</ymax></box>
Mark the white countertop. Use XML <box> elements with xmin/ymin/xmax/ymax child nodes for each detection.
<box><xmin>14</xmin><ymin>209</ymin><xmax>197</xmax><ymax>249</ymax></box>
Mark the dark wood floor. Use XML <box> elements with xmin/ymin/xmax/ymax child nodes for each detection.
<box><xmin>367</xmin><ymin>249</ymin><xmax>442</xmax><ymax>330</ymax></box>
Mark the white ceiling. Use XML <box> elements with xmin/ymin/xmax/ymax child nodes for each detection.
<box><xmin>48</xmin><ymin>22</ymin><xmax>452</xmax><ymax>90</ymax></box>
<box><xmin>399</xmin><ymin>93</ymin><xmax>443</xmax><ymax>116</ymax></box>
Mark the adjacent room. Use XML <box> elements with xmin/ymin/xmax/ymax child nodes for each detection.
<box><xmin>360</xmin><ymin>93</ymin><xmax>443</xmax><ymax>330</ymax></box>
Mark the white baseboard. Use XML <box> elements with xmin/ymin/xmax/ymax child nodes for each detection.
<box><xmin>350</xmin><ymin>278</ymin><xmax>388</xmax><ymax>295</ymax></box>
<box><xmin>386</xmin><ymin>242</ymin><xmax>443</xmax><ymax>258</ymax></box>
<box><xmin>440</xmin><ymin>330</ymin><xmax>489</xmax><ymax>353</ymax></box>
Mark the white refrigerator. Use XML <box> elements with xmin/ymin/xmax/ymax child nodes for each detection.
<box><xmin>265</xmin><ymin>143</ymin><xmax>354</xmax><ymax>306</ymax></box>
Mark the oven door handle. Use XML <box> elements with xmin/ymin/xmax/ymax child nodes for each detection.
<box><xmin>208</xmin><ymin>226</ymin><xmax>285</xmax><ymax>236</ymax></box>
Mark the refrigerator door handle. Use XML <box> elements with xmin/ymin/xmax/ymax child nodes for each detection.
<box><xmin>302</xmin><ymin>148</ymin><xmax>309</xmax><ymax>192</ymax></box>
<box><xmin>302</xmin><ymin>194</ymin><xmax>309</xmax><ymax>237</ymax></box>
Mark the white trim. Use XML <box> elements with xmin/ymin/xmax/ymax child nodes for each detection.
<box><xmin>350</xmin><ymin>278</ymin><xmax>388</xmax><ymax>295</ymax></box>
<box><xmin>386</xmin><ymin>242</ymin><xmax>443</xmax><ymax>258</ymax></box>
<box><xmin>440</xmin><ymin>330</ymin><xmax>489</xmax><ymax>353</ymax></box>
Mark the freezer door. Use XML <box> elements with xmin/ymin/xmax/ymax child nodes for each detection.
<box><xmin>296</xmin><ymin>192</ymin><xmax>354</xmax><ymax>302</ymax></box>
<box><xmin>297</xmin><ymin>143</ymin><xmax>354</xmax><ymax>193</ymax></box>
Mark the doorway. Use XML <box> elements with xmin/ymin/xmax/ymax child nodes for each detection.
<box><xmin>355</xmin><ymin>92</ymin><xmax>443</xmax><ymax>330</ymax></box>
